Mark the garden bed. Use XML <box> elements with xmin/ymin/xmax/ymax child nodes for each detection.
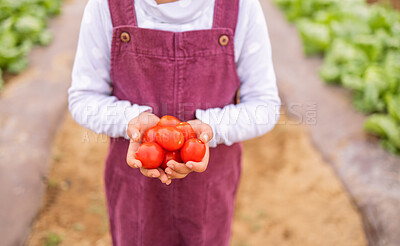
<box><xmin>262</xmin><ymin>0</ymin><xmax>400</xmax><ymax>245</ymax></box>
<box><xmin>0</xmin><ymin>0</ymin><xmax>86</xmax><ymax>245</ymax></box>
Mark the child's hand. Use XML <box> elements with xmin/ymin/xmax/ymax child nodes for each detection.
<box><xmin>164</xmin><ymin>120</ymin><xmax>213</xmax><ymax>179</ymax></box>
<box><xmin>126</xmin><ymin>112</ymin><xmax>172</xmax><ymax>185</ymax></box>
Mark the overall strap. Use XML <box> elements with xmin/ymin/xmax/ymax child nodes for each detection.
<box><xmin>108</xmin><ymin>0</ymin><xmax>138</xmax><ymax>27</ymax></box>
<box><xmin>212</xmin><ymin>0</ymin><xmax>240</xmax><ymax>34</ymax></box>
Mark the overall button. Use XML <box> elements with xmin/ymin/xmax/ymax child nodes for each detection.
<box><xmin>219</xmin><ymin>35</ymin><xmax>229</xmax><ymax>46</ymax></box>
<box><xmin>120</xmin><ymin>32</ymin><xmax>131</xmax><ymax>43</ymax></box>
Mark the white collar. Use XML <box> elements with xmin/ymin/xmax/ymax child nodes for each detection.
<box><xmin>139</xmin><ymin>0</ymin><xmax>214</xmax><ymax>24</ymax></box>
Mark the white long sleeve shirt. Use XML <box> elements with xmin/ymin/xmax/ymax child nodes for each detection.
<box><xmin>68</xmin><ymin>0</ymin><xmax>281</xmax><ymax>147</ymax></box>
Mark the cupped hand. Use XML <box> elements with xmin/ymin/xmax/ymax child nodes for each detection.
<box><xmin>164</xmin><ymin>119</ymin><xmax>213</xmax><ymax>179</ymax></box>
<box><xmin>126</xmin><ymin>112</ymin><xmax>172</xmax><ymax>185</ymax></box>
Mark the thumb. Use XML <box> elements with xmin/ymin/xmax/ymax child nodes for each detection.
<box><xmin>127</xmin><ymin>125</ymin><xmax>140</xmax><ymax>142</ymax></box>
<box><xmin>199</xmin><ymin>127</ymin><xmax>213</xmax><ymax>144</ymax></box>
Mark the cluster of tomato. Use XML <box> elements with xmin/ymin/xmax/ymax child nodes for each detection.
<box><xmin>135</xmin><ymin>115</ymin><xmax>206</xmax><ymax>169</ymax></box>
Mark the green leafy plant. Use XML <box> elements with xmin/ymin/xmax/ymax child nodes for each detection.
<box><xmin>0</xmin><ymin>0</ymin><xmax>62</xmax><ymax>87</ymax></box>
<box><xmin>274</xmin><ymin>0</ymin><xmax>400</xmax><ymax>153</ymax></box>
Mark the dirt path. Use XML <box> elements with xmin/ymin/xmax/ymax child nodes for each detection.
<box><xmin>231</xmin><ymin>115</ymin><xmax>366</xmax><ymax>246</ymax></box>
<box><xmin>27</xmin><ymin>112</ymin><xmax>366</xmax><ymax>246</ymax></box>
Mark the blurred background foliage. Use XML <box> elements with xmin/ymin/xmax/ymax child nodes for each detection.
<box><xmin>273</xmin><ymin>0</ymin><xmax>400</xmax><ymax>154</ymax></box>
<box><xmin>0</xmin><ymin>0</ymin><xmax>62</xmax><ymax>89</ymax></box>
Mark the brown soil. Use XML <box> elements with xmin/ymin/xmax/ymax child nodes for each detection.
<box><xmin>27</xmin><ymin>112</ymin><xmax>367</xmax><ymax>246</ymax></box>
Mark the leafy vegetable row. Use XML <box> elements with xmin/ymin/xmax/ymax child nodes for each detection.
<box><xmin>273</xmin><ymin>0</ymin><xmax>400</xmax><ymax>154</ymax></box>
<box><xmin>0</xmin><ymin>0</ymin><xmax>62</xmax><ymax>89</ymax></box>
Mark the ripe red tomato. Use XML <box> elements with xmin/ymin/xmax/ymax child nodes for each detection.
<box><xmin>156</xmin><ymin>126</ymin><xmax>185</xmax><ymax>151</ymax></box>
<box><xmin>135</xmin><ymin>142</ymin><xmax>164</xmax><ymax>169</ymax></box>
<box><xmin>157</xmin><ymin>115</ymin><xmax>181</xmax><ymax>127</ymax></box>
<box><xmin>176</xmin><ymin>122</ymin><xmax>196</xmax><ymax>141</ymax></box>
<box><xmin>143</xmin><ymin>126</ymin><xmax>159</xmax><ymax>143</ymax></box>
<box><xmin>180</xmin><ymin>138</ymin><xmax>206</xmax><ymax>163</ymax></box>
<box><xmin>160</xmin><ymin>150</ymin><xmax>182</xmax><ymax>169</ymax></box>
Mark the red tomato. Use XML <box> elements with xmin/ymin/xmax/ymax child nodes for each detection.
<box><xmin>135</xmin><ymin>142</ymin><xmax>164</xmax><ymax>169</ymax></box>
<box><xmin>180</xmin><ymin>138</ymin><xmax>206</xmax><ymax>163</ymax></box>
<box><xmin>157</xmin><ymin>115</ymin><xmax>181</xmax><ymax>127</ymax></box>
<box><xmin>156</xmin><ymin>126</ymin><xmax>185</xmax><ymax>151</ymax></box>
<box><xmin>176</xmin><ymin>122</ymin><xmax>196</xmax><ymax>141</ymax></box>
<box><xmin>143</xmin><ymin>126</ymin><xmax>159</xmax><ymax>143</ymax></box>
<box><xmin>160</xmin><ymin>150</ymin><xmax>182</xmax><ymax>169</ymax></box>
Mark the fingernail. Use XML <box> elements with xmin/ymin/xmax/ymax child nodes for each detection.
<box><xmin>133</xmin><ymin>164</ymin><xmax>138</xmax><ymax>168</ymax></box>
<box><xmin>201</xmin><ymin>133</ymin><xmax>209</xmax><ymax>143</ymax></box>
<box><xmin>187</xmin><ymin>163</ymin><xmax>193</xmax><ymax>169</ymax></box>
<box><xmin>151</xmin><ymin>174</ymin><xmax>155</xmax><ymax>177</ymax></box>
<box><xmin>168</xmin><ymin>164</ymin><xmax>174</xmax><ymax>169</ymax></box>
<box><xmin>166</xmin><ymin>170</ymin><xmax>171</xmax><ymax>175</ymax></box>
<box><xmin>132</xmin><ymin>132</ymin><xmax>138</xmax><ymax>141</ymax></box>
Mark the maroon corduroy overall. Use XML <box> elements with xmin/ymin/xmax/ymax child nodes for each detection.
<box><xmin>105</xmin><ymin>0</ymin><xmax>242</xmax><ymax>245</ymax></box>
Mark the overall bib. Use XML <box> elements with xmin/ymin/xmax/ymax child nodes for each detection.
<box><xmin>105</xmin><ymin>0</ymin><xmax>242</xmax><ymax>245</ymax></box>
